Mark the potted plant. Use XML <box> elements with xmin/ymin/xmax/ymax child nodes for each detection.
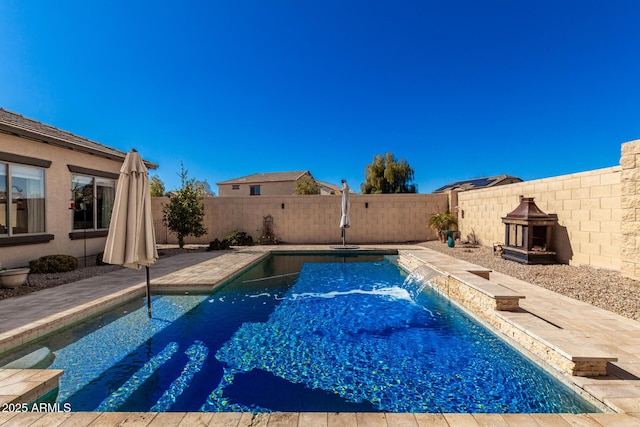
<box><xmin>0</xmin><ymin>264</ymin><xmax>30</xmax><ymax>288</ymax></box>
<box><xmin>428</xmin><ymin>212</ymin><xmax>458</xmax><ymax>243</ymax></box>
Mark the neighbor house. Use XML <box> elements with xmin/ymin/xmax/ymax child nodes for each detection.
<box><xmin>433</xmin><ymin>174</ymin><xmax>522</xmax><ymax>193</ymax></box>
<box><xmin>317</xmin><ymin>181</ymin><xmax>341</xmax><ymax>195</ymax></box>
<box><xmin>0</xmin><ymin>108</ymin><xmax>157</xmax><ymax>268</ymax></box>
<box><xmin>217</xmin><ymin>171</ymin><xmax>315</xmax><ymax>196</ymax></box>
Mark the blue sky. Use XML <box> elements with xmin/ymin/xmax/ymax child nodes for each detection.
<box><xmin>1</xmin><ymin>1</ymin><xmax>639</xmax><ymax>194</ymax></box>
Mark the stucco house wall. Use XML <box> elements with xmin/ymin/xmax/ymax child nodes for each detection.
<box><xmin>0</xmin><ymin>109</ymin><xmax>155</xmax><ymax>268</ymax></box>
<box><xmin>218</xmin><ymin>180</ymin><xmax>297</xmax><ymax>197</ymax></box>
<box><xmin>0</xmin><ymin>134</ymin><xmax>118</xmax><ymax>267</ymax></box>
<box><xmin>218</xmin><ymin>171</ymin><xmax>312</xmax><ymax>197</ymax></box>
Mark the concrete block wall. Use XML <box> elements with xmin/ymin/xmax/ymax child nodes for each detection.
<box><xmin>151</xmin><ymin>193</ymin><xmax>449</xmax><ymax>245</ymax></box>
<box><xmin>457</xmin><ymin>165</ymin><xmax>622</xmax><ymax>270</ymax></box>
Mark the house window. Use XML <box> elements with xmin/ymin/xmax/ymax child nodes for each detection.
<box><xmin>250</xmin><ymin>185</ymin><xmax>261</xmax><ymax>196</ymax></box>
<box><xmin>0</xmin><ymin>163</ymin><xmax>46</xmax><ymax>236</ymax></box>
<box><xmin>232</xmin><ymin>185</ymin><xmax>240</xmax><ymax>190</ymax></box>
<box><xmin>71</xmin><ymin>174</ymin><xmax>116</xmax><ymax>230</ymax></box>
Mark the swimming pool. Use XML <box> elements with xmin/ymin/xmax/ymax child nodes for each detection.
<box><xmin>0</xmin><ymin>253</ymin><xmax>598</xmax><ymax>413</ymax></box>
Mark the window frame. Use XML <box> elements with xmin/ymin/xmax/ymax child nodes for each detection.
<box><xmin>67</xmin><ymin>166</ymin><xmax>119</xmax><ymax>240</ymax></box>
<box><xmin>70</xmin><ymin>173</ymin><xmax>117</xmax><ymax>233</ymax></box>
<box><xmin>0</xmin><ymin>153</ymin><xmax>54</xmax><ymax>246</ymax></box>
<box><xmin>250</xmin><ymin>185</ymin><xmax>261</xmax><ymax>196</ymax></box>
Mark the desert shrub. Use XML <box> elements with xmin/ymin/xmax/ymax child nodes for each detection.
<box><xmin>225</xmin><ymin>230</ymin><xmax>253</xmax><ymax>246</ymax></box>
<box><xmin>466</xmin><ymin>229</ymin><xmax>480</xmax><ymax>246</ymax></box>
<box><xmin>29</xmin><ymin>255</ymin><xmax>78</xmax><ymax>274</ymax></box>
<box><xmin>207</xmin><ymin>238</ymin><xmax>231</xmax><ymax>251</ymax></box>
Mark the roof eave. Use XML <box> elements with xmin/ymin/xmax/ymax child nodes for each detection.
<box><xmin>0</xmin><ymin>124</ymin><xmax>158</xmax><ymax>169</ymax></box>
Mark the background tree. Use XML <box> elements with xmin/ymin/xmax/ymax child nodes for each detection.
<box><xmin>162</xmin><ymin>164</ymin><xmax>207</xmax><ymax>248</ymax></box>
<box><xmin>150</xmin><ymin>175</ymin><xmax>166</xmax><ymax>197</ymax></box>
<box><xmin>295</xmin><ymin>174</ymin><xmax>321</xmax><ymax>195</ymax></box>
<box><xmin>195</xmin><ymin>180</ymin><xmax>215</xmax><ymax>196</ymax></box>
<box><xmin>361</xmin><ymin>152</ymin><xmax>417</xmax><ymax>194</ymax></box>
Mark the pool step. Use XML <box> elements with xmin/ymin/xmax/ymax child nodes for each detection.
<box><xmin>0</xmin><ymin>347</ymin><xmax>54</xmax><ymax>369</ymax></box>
<box><xmin>96</xmin><ymin>342</ymin><xmax>180</xmax><ymax>411</ymax></box>
<box><xmin>96</xmin><ymin>340</ymin><xmax>210</xmax><ymax>412</ymax></box>
<box><xmin>151</xmin><ymin>341</ymin><xmax>209</xmax><ymax>411</ymax></box>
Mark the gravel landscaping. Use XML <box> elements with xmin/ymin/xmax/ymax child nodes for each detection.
<box><xmin>420</xmin><ymin>240</ymin><xmax>640</xmax><ymax>321</ymax></box>
<box><xmin>0</xmin><ymin>245</ymin><xmax>208</xmax><ymax>301</ymax></box>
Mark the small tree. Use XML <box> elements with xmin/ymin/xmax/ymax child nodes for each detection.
<box><xmin>295</xmin><ymin>174</ymin><xmax>321</xmax><ymax>195</ymax></box>
<box><xmin>162</xmin><ymin>164</ymin><xmax>207</xmax><ymax>248</ymax></box>
<box><xmin>150</xmin><ymin>175</ymin><xmax>166</xmax><ymax>197</ymax></box>
<box><xmin>361</xmin><ymin>152</ymin><xmax>417</xmax><ymax>194</ymax></box>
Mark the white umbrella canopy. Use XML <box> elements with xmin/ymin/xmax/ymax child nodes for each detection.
<box><xmin>103</xmin><ymin>149</ymin><xmax>158</xmax><ymax>315</ymax></box>
<box><xmin>340</xmin><ymin>180</ymin><xmax>351</xmax><ymax>245</ymax></box>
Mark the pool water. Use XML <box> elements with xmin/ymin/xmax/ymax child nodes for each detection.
<box><xmin>1</xmin><ymin>254</ymin><xmax>598</xmax><ymax>413</ymax></box>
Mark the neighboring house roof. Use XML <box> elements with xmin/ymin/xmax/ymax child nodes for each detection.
<box><xmin>0</xmin><ymin>108</ymin><xmax>158</xmax><ymax>168</ymax></box>
<box><xmin>317</xmin><ymin>181</ymin><xmax>355</xmax><ymax>194</ymax></box>
<box><xmin>433</xmin><ymin>174</ymin><xmax>522</xmax><ymax>193</ymax></box>
<box><xmin>218</xmin><ymin>171</ymin><xmax>310</xmax><ymax>185</ymax></box>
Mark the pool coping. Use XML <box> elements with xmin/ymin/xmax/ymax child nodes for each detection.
<box><xmin>0</xmin><ymin>244</ymin><xmax>639</xmax><ymax>426</ymax></box>
<box><xmin>397</xmin><ymin>252</ymin><xmax>619</xmax><ymax>378</ymax></box>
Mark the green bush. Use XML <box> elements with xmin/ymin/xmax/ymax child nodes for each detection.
<box><xmin>29</xmin><ymin>255</ymin><xmax>78</xmax><ymax>274</ymax></box>
<box><xmin>207</xmin><ymin>238</ymin><xmax>231</xmax><ymax>251</ymax></box>
<box><xmin>225</xmin><ymin>230</ymin><xmax>253</xmax><ymax>246</ymax></box>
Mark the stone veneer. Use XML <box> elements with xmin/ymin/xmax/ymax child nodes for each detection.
<box><xmin>620</xmin><ymin>140</ymin><xmax>640</xmax><ymax>279</ymax></box>
<box><xmin>398</xmin><ymin>253</ymin><xmax>617</xmax><ymax>378</ymax></box>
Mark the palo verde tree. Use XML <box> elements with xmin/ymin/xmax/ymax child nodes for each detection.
<box><xmin>361</xmin><ymin>152</ymin><xmax>417</xmax><ymax>194</ymax></box>
<box><xmin>162</xmin><ymin>163</ymin><xmax>207</xmax><ymax>248</ymax></box>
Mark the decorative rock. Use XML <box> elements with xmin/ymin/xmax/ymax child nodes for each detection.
<box><xmin>422</xmin><ymin>241</ymin><xmax>640</xmax><ymax>321</ymax></box>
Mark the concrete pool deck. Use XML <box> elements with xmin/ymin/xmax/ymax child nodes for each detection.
<box><xmin>0</xmin><ymin>244</ymin><xmax>639</xmax><ymax>426</ymax></box>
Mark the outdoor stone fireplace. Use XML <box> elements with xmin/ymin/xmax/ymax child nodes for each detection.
<box><xmin>501</xmin><ymin>197</ymin><xmax>557</xmax><ymax>265</ymax></box>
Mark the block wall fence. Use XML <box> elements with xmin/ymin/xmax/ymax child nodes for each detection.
<box><xmin>151</xmin><ymin>193</ymin><xmax>450</xmax><ymax>246</ymax></box>
<box><xmin>457</xmin><ymin>139</ymin><xmax>640</xmax><ymax>277</ymax></box>
<box><xmin>151</xmin><ymin>139</ymin><xmax>640</xmax><ymax>280</ymax></box>
<box><xmin>456</xmin><ymin>165</ymin><xmax>622</xmax><ymax>270</ymax></box>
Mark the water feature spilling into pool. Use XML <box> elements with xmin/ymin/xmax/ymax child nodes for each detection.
<box><xmin>0</xmin><ymin>254</ymin><xmax>598</xmax><ymax>413</ymax></box>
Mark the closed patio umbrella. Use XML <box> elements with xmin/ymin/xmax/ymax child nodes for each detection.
<box><xmin>103</xmin><ymin>149</ymin><xmax>158</xmax><ymax>317</ymax></box>
<box><xmin>340</xmin><ymin>180</ymin><xmax>351</xmax><ymax>246</ymax></box>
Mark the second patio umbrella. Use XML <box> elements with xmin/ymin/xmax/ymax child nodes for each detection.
<box><xmin>103</xmin><ymin>149</ymin><xmax>158</xmax><ymax>317</ymax></box>
<box><xmin>340</xmin><ymin>180</ymin><xmax>351</xmax><ymax>246</ymax></box>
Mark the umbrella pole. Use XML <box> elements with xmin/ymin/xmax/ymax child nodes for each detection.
<box><xmin>342</xmin><ymin>228</ymin><xmax>346</xmax><ymax>246</ymax></box>
<box><xmin>146</xmin><ymin>266</ymin><xmax>152</xmax><ymax>318</ymax></box>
